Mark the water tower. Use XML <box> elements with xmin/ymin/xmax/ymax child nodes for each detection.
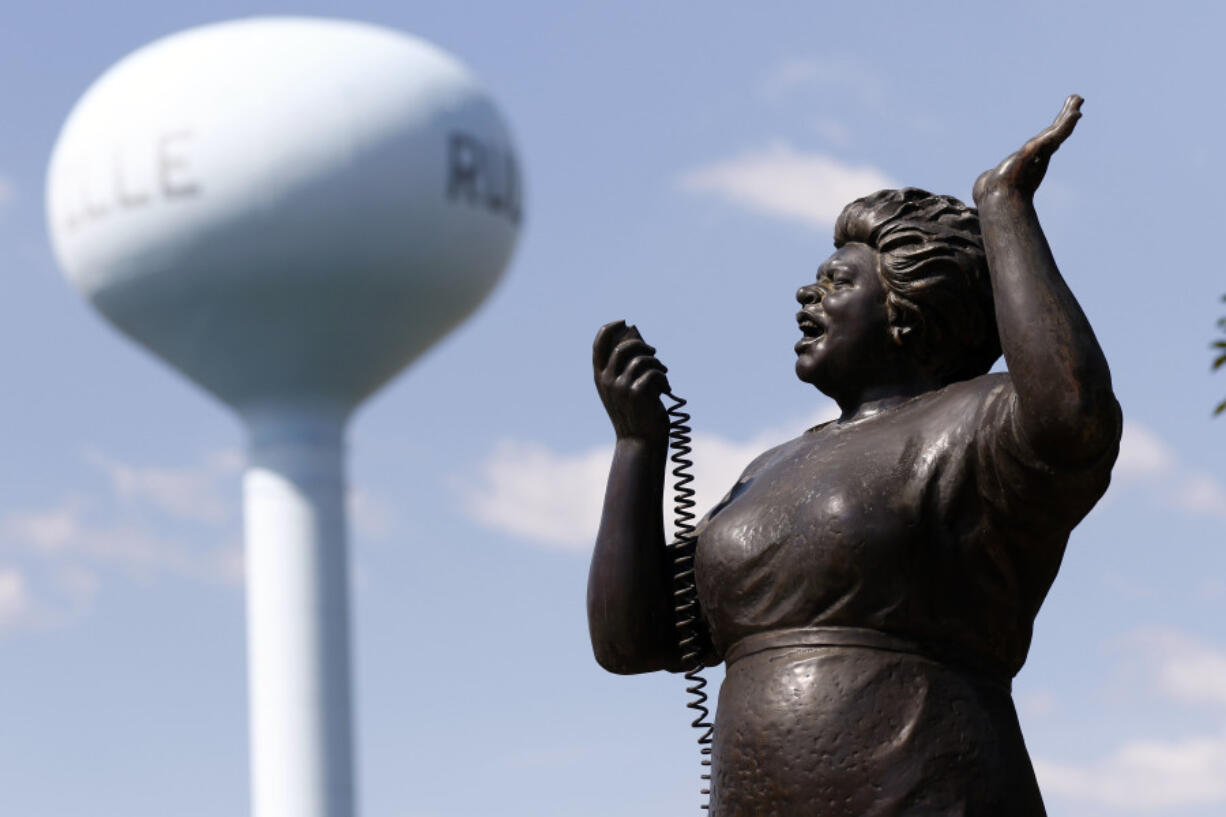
<box><xmin>46</xmin><ymin>18</ymin><xmax>521</xmax><ymax>817</ymax></box>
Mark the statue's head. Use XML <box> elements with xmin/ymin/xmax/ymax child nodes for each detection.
<box><xmin>795</xmin><ymin>188</ymin><xmax>1000</xmax><ymax>400</ymax></box>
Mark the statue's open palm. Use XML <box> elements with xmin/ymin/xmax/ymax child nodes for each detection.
<box><xmin>974</xmin><ymin>94</ymin><xmax>1082</xmax><ymax>203</ymax></box>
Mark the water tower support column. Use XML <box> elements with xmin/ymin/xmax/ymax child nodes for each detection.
<box><xmin>243</xmin><ymin>408</ymin><xmax>355</xmax><ymax>817</ymax></box>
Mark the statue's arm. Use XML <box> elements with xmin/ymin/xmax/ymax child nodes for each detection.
<box><xmin>587</xmin><ymin>321</ymin><xmax>682</xmax><ymax>674</ymax></box>
<box><xmin>973</xmin><ymin>95</ymin><xmax>1120</xmax><ymax>468</ymax></box>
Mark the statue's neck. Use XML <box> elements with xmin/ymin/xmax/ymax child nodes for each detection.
<box><xmin>834</xmin><ymin>376</ymin><xmax>941</xmax><ymax>423</ymax></box>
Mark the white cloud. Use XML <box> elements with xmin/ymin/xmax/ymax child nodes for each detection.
<box><xmin>761</xmin><ymin>57</ymin><xmax>826</xmax><ymax>98</ymax></box>
<box><xmin>1115</xmin><ymin>422</ymin><xmax>1176</xmax><ymax>479</ymax></box>
<box><xmin>679</xmin><ymin>144</ymin><xmax>897</xmax><ymax>228</ymax></box>
<box><xmin>1131</xmin><ymin>629</ymin><xmax>1226</xmax><ymax>709</ymax></box>
<box><xmin>0</xmin><ymin>563</ymin><xmax>105</xmax><ymax>633</ymax></box>
<box><xmin>0</xmin><ymin>498</ymin><xmax>239</xmax><ymax>585</ymax></box>
<box><xmin>348</xmin><ymin>487</ymin><xmax>397</xmax><ymax>541</ymax></box>
<box><xmin>1035</xmin><ymin>733</ymin><xmax>1226</xmax><ymax>811</ymax></box>
<box><xmin>85</xmin><ymin>447</ymin><xmax>241</xmax><ymax>524</ymax></box>
<box><xmin>0</xmin><ymin>448</ymin><xmax>249</xmax><ymax>633</ymax></box>
<box><xmin>463</xmin><ymin>440</ymin><xmax>610</xmax><ymax>549</ymax></box>
<box><xmin>811</xmin><ymin>117</ymin><xmax>853</xmax><ymax>148</ymax></box>
<box><xmin>2</xmin><ymin>499</ymin><xmax>85</xmax><ymax>552</ymax></box>
<box><xmin>0</xmin><ymin>442</ymin><xmax>418</xmax><ymax>632</ymax></box>
<box><xmin>462</xmin><ymin>404</ymin><xmax>838</xmax><ymax>550</ymax></box>
<box><xmin>0</xmin><ymin>568</ymin><xmax>33</xmax><ymax>631</ymax></box>
<box><xmin>0</xmin><ymin>563</ymin><xmax>103</xmax><ymax>633</ymax></box>
<box><xmin>1170</xmin><ymin>471</ymin><xmax>1226</xmax><ymax>519</ymax></box>
<box><xmin>0</xmin><ymin>176</ymin><xmax>13</xmax><ymax>207</ymax></box>
<box><xmin>1113</xmin><ymin>421</ymin><xmax>1226</xmax><ymax>519</ymax></box>
<box><xmin>85</xmin><ymin>448</ymin><xmax>399</xmax><ymax>543</ymax></box>
<box><xmin>1016</xmin><ymin>688</ymin><xmax>1058</xmax><ymax>719</ymax></box>
<box><xmin>1034</xmin><ymin>630</ymin><xmax>1226</xmax><ymax>811</ymax></box>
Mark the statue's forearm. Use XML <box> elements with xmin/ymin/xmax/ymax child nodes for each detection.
<box><xmin>586</xmin><ymin>436</ymin><xmax>678</xmax><ymax>674</ymax></box>
<box><xmin>978</xmin><ymin>192</ymin><xmax>1119</xmax><ymax>465</ymax></box>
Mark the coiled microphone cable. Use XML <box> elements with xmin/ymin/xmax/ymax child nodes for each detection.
<box><xmin>664</xmin><ymin>391</ymin><xmax>714</xmax><ymax>812</ymax></box>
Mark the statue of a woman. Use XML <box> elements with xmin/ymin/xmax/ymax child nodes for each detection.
<box><xmin>588</xmin><ymin>96</ymin><xmax>1120</xmax><ymax>816</ymax></box>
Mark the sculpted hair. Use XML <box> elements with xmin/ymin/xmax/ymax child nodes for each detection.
<box><xmin>833</xmin><ymin>187</ymin><xmax>1001</xmax><ymax>384</ymax></box>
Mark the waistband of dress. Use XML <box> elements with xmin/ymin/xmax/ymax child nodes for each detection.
<box><xmin>724</xmin><ymin>626</ymin><xmax>923</xmax><ymax>665</ymax></box>
<box><xmin>723</xmin><ymin>626</ymin><xmax>1012</xmax><ymax>691</ymax></box>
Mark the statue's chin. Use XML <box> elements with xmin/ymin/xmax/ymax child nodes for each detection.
<box><xmin>794</xmin><ymin>355</ymin><xmax>814</xmax><ymax>384</ymax></box>
<box><xmin>794</xmin><ymin>355</ymin><xmax>834</xmax><ymax>398</ymax></box>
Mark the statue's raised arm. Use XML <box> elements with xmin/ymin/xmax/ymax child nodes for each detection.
<box><xmin>974</xmin><ymin>94</ymin><xmax>1120</xmax><ymax>466</ymax></box>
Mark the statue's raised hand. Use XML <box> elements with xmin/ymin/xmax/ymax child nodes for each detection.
<box><xmin>974</xmin><ymin>94</ymin><xmax>1082</xmax><ymax>205</ymax></box>
<box><xmin>593</xmin><ymin>320</ymin><xmax>671</xmax><ymax>444</ymax></box>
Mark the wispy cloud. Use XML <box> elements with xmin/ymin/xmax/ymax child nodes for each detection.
<box><xmin>1114</xmin><ymin>421</ymin><xmax>1226</xmax><ymax>519</ymax></box>
<box><xmin>0</xmin><ymin>567</ymin><xmax>34</xmax><ymax>631</ymax></box>
<box><xmin>679</xmin><ymin>144</ymin><xmax>896</xmax><ymax>228</ymax></box>
<box><xmin>1115</xmin><ymin>422</ymin><xmax>1177</xmax><ymax>478</ymax></box>
<box><xmin>1035</xmin><ymin>630</ymin><xmax>1226</xmax><ymax>811</ymax></box>
<box><xmin>461</xmin><ymin>404</ymin><xmax>838</xmax><ymax>550</ymax></box>
<box><xmin>0</xmin><ymin>176</ymin><xmax>14</xmax><ymax>208</ymax></box>
<box><xmin>1035</xmin><ymin>733</ymin><xmax>1226</xmax><ymax>811</ymax></box>
<box><xmin>0</xmin><ymin>561</ymin><xmax>104</xmax><ymax>633</ymax></box>
<box><xmin>347</xmin><ymin>487</ymin><xmax>399</xmax><ymax>542</ymax></box>
<box><xmin>0</xmin><ymin>496</ymin><xmax>240</xmax><ymax>585</ymax></box>
<box><xmin>759</xmin><ymin>56</ymin><xmax>884</xmax><ymax>106</ymax></box>
<box><xmin>0</xmin><ymin>448</ymin><xmax>250</xmax><ymax>632</ymax></box>
<box><xmin>0</xmin><ymin>443</ymin><xmax>410</xmax><ymax>632</ymax></box>
<box><xmin>3</xmin><ymin>498</ymin><xmax>84</xmax><ymax>553</ymax></box>
<box><xmin>1168</xmin><ymin>471</ymin><xmax>1226</xmax><ymax>519</ymax></box>
<box><xmin>84</xmin><ymin>447</ymin><xmax>241</xmax><ymax>524</ymax></box>
<box><xmin>463</xmin><ymin>440</ymin><xmax>610</xmax><ymax>549</ymax></box>
<box><xmin>1133</xmin><ymin>629</ymin><xmax>1226</xmax><ymax>709</ymax></box>
<box><xmin>811</xmin><ymin>117</ymin><xmax>853</xmax><ymax>148</ymax></box>
<box><xmin>1016</xmin><ymin>688</ymin><xmax>1059</xmax><ymax>719</ymax></box>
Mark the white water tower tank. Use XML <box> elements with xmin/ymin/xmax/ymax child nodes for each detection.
<box><xmin>46</xmin><ymin>17</ymin><xmax>522</xmax><ymax>817</ymax></box>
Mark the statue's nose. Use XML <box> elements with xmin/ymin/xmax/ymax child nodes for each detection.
<box><xmin>796</xmin><ymin>283</ymin><xmax>822</xmax><ymax>306</ymax></box>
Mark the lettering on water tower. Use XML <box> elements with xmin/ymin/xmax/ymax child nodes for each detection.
<box><xmin>447</xmin><ymin>132</ymin><xmax>521</xmax><ymax>225</ymax></box>
<box><xmin>61</xmin><ymin>129</ymin><xmax>202</xmax><ymax>233</ymax></box>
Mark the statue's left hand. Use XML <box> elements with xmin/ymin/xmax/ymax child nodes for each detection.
<box><xmin>974</xmin><ymin>94</ymin><xmax>1082</xmax><ymax>205</ymax></box>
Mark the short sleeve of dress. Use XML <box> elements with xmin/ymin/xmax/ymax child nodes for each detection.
<box><xmin>918</xmin><ymin>374</ymin><xmax>1122</xmax><ymax>674</ymax></box>
<box><xmin>973</xmin><ymin>374</ymin><xmax>1121</xmax><ymax>551</ymax></box>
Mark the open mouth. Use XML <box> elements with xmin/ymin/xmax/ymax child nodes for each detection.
<box><xmin>796</xmin><ymin>312</ymin><xmax>825</xmax><ymax>339</ymax></box>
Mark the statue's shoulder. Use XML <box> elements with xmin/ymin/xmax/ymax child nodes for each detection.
<box><xmin>739</xmin><ymin>439</ymin><xmax>796</xmax><ymax>480</ymax></box>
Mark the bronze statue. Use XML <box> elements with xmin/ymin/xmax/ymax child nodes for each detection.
<box><xmin>588</xmin><ymin>95</ymin><xmax>1120</xmax><ymax>816</ymax></box>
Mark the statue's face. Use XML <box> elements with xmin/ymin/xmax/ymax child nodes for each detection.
<box><xmin>794</xmin><ymin>242</ymin><xmax>893</xmax><ymax>396</ymax></box>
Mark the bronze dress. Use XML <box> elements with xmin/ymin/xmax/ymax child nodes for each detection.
<box><xmin>693</xmin><ymin>373</ymin><xmax>1119</xmax><ymax>817</ymax></box>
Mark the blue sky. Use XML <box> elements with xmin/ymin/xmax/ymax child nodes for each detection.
<box><xmin>2</xmin><ymin>3</ymin><xmax>1225</xmax><ymax>816</ymax></box>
